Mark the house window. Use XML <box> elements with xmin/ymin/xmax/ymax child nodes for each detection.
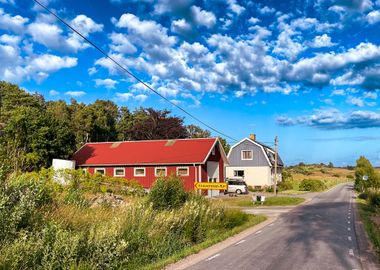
<box><xmin>211</xmin><ymin>148</ymin><xmax>215</xmax><ymax>155</ymax></box>
<box><xmin>94</xmin><ymin>168</ymin><xmax>105</xmax><ymax>175</ymax></box>
<box><xmin>114</xmin><ymin>168</ymin><xmax>125</xmax><ymax>177</ymax></box>
<box><xmin>234</xmin><ymin>170</ymin><xmax>245</xmax><ymax>177</ymax></box>
<box><xmin>82</xmin><ymin>168</ymin><xmax>88</xmax><ymax>174</ymax></box>
<box><xmin>155</xmin><ymin>167</ymin><xmax>167</xmax><ymax>177</ymax></box>
<box><xmin>177</xmin><ymin>167</ymin><xmax>189</xmax><ymax>176</ymax></box>
<box><xmin>134</xmin><ymin>167</ymin><xmax>146</xmax><ymax>177</ymax></box>
<box><xmin>241</xmin><ymin>150</ymin><xmax>253</xmax><ymax>160</ymax></box>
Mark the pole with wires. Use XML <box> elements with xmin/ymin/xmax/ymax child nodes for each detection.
<box><xmin>274</xmin><ymin>136</ymin><xmax>278</xmax><ymax>196</ymax></box>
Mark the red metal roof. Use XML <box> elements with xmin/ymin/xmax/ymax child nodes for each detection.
<box><xmin>72</xmin><ymin>138</ymin><xmax>218</xmax><ymax>166</ymax></box>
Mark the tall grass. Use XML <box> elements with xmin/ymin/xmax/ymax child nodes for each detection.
<box><xmin>0</xmin><ymin>170</ymin><xmax>259</xmax><ymax>269</ymax></box>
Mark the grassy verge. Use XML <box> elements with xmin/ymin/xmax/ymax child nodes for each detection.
<box><xmin>279</xmin><ymin>178</ymin><xmax>350</xmax><ymax>195</ymax></box>
<box><xmin>217</xmin><ymin>196</ymin><xmax>305</xmax><ymax>208</ymax></box>
<box><xmin>357</xmin><ymin>198</ymin><xmax>380</xmax><ymax>256</ymax></box>
<box><xmin>141</xmin><ymin>214</ymin><xmax>267</xmax><ymax>270</ymax></box>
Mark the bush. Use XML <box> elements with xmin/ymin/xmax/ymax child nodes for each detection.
<box><xmin>248</xmin><ymin>185</ymin><xmax>263</xmax><ymax>192</ymax></box>
<box><xmin>0</xmin><ymin>173</ymin><xmax>54</xmax><ymax>244</ymax></box>
<box><xmin>278</xmin><ymin>181</ymin><xmax>293</xmax><ymax>191</ymax></box>
<box><xmin>347</xmin><ymin>175</ymin><xmax>354</xmax><ymax>179</ymax></box>
<box><xmin>358</xmin><ymin>192</ymin><xmax>369</xmax><ymax>200</ymax></box>
<box><xmin>299</xmin><ymin>179</ymin><xmax>326</xmax><ymax>192</ymax></box>
<box><xmin>148</xmin><ymin>174</ymin><xmax>188</xmax><ymax>210</ymax></box>
<box><xmin>368</xmin><ymin>192</ymin><xmax>380</xmax><ymax>209</ymax></box>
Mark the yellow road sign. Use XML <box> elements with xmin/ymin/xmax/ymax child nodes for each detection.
<box><xmin>194</xmin><ymin>182</ymin><xmax>227</xmax><ymax>190</ymax></box>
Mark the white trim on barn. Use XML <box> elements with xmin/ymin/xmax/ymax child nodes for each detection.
<box><xmin>155</xmin><ymin>167</ymin><xmax>167</xmax><ymax>177</ymax></box>
<box><xmin>134</xmin><ymin>167</ymin><xmax>146</xmax><ymax>177</ymax></box>
<box><xmin>94</xmin><ymin>167</ymin><xmax>106</xmax><ymax>175</ymax></box>
<box><xmin>113</xmin><ymin>167</ymin><xmax>125</xmax><ymax>177</ymax></box>
<box><xmin>177</xmin><ymin>166</ymin><xmax>189</xmax><ymax>176</ymax></box>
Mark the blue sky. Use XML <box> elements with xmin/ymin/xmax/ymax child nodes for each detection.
<box><xmin>1</xmin><ymin>0</ymin><xmax>380</xmax><ymax>166</ymax></box>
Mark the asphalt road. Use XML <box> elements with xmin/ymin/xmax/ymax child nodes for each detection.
<box><xmin>188</xmin><ymin>184</ymin><xmax>363</xmax><ymax>270</ymax></box>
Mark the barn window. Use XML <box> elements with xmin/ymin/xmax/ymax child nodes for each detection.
<box><xmin>94</xmin><ymin>168</ymin><xmax>105</xmax><ymax>175</ymax></box>
<box><xmin>234</xmin><ymin>170</ymin><xmax>245</xmax><ymax>177</ymax></box>
<box><xmin>177</xmin><ymin>167</ymin><xmax>189</xmax><ymax>176</ymax></box>
<box><xmin>241</xmin><ymin>150</ymin><xmax>253</xmax><ymax>160</ymax></box>
<box><xmin>114</xmin><ymin>168</ymin><xmax>125</xmax><ymax>177</ymax></box>
<box><xmin>134</xmin><ymin>167</ymin><xmax>146</xmax><ymax>177</ymax></box>
<box><xmin>155</xmin><ymin>167</ymin><xmax>167</xmax><ymax>177</ymax></box>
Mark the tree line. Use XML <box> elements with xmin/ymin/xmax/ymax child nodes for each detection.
<box><xmin>0</xmin><ymin>81</ymin><xmax>229</xmax><ymax>172</ymax></box>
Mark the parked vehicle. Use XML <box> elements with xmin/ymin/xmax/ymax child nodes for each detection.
<box><xmin>225</xmin><ymin>178</ymin><xmax>248</xmax><ymax>194</ymax></box>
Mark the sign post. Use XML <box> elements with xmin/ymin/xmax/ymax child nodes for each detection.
<box><xmin>194</xmin><ymin>182</ymin><xmax>228</xmax><ymax>191</ymax></box>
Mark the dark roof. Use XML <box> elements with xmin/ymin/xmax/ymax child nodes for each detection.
<box><xmin>246</xmin><ymin>139</ymin><xmax>284</xmax><ymax>167</ymax></box>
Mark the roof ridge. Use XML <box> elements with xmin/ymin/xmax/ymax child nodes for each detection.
<box><xmin>85</xmin><ymin>137</ymin><xmax>217</xmax><ymax>145</ymax></box>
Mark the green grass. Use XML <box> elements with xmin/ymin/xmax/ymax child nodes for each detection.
<box><xmin>279</xmin><ymin>178</ymin><xmax>351</xmax><ymax>195</ymax></box>
<box><xmin>141</xmin><ymin>214</ymin><xmax>267</xmax><ymax>270</ymax></box>
<box><xmin>218</xmin><ymin>196</ymin><xmax>305</xmax><ymax>207</ymax></box>
<box><xmin>357</xmin><ymin>198</ymin><xmax>380</xmax><ymax>257</ymax></box>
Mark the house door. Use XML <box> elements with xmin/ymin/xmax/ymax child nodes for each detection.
<box><xmin>207</xmin><ymin>161</ymin><xmax>219</xmax><ymax>197</ymax></box>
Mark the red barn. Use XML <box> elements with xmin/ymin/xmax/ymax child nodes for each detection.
<box><xmin>72</xmin><ymin>138</ymin><xmax>228</xmax><ymax>195</ymax></box>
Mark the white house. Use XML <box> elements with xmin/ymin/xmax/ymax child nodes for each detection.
<box><xmin>226</xmin><ymin>135</ymin><xmax>283</xmax><ymax>188</ymax></box>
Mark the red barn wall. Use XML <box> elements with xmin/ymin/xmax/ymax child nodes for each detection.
<box><xmin>87</xmin><ymin>165</ymin><xmax>198</xmax><ymax>191</ymax></box>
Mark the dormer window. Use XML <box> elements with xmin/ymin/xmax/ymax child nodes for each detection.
<box><xmin>241</xmin><ymin>150</ymin><xmax>253</xmax><ymax>160</ymax></box>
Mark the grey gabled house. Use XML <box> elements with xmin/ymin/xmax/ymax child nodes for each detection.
<box><xmin>226</xmin><ymin>134</ymin><xmax>284</xmax><ymax>188</ymax></box>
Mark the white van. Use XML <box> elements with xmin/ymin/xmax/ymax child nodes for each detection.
<box><xmin>225</xmin><ymin>178</ymin><xmax>248</xmax><ymax>194</ymax></box>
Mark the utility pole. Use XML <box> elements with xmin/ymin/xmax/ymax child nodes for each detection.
<box><xmin>274</xmin><ymin>136</ymin><xmax>278</xmax><ymax>196</ymax></box>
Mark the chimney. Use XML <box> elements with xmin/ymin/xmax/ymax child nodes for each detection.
<box><xmin>249</xmin><ymin>134</ymin><xmax>256</xmax><ymax>141</ymax></box>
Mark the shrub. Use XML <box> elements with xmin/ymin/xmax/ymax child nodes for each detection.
<box><xmin>332</xmin><ymin>173</ymin><xmax>340</xmax><ymax>177</ymax></box>
<box><xmin>358</xmin><ymin>192</ymin><xmax>368</xmax><ymax>200</ymax></box>
<box><xmin>347</xmin><ymin>175</ymin><xmax>354</xmax><ymax>179</ymax></box>
<box><xmin>299</xmin><ymin>179</ymin><xmax>326</xmax><ymax>192</ymax></box>
<box><xmin>278</xmin><ymin>181</ymin><xmax>293</xmax><ymax>191</ymax></box>
<box><xmin>0</xmin><ymin>173</ymin><xmax>53</xmax><ymax>244</ymax></box>
<box><xmin>264</xmin><ymin>186</ymin><xmax>274</xmax><ymax>193</ymax></box>
<box><xmin>148</xmin><ymin>174</ymin><xmax>188</xmax><ymax>210</ymax></box>
<box><xmin>368</xmin><ymin>192</ymin><xmax>380</xmax><ymax>209</ymax></box>
<box><xmin>248</xmin><ymin>185</ymin><xmax>263</xmax><ymax>192</ymax></box>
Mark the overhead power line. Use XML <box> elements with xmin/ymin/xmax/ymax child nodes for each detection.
<box><xmin>32</xmin><ymin>0</ymin><xmax>238</xmax><ymax>142</ymax></box>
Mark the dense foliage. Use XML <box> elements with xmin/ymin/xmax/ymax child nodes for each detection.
<box><xmin>148</xmin><ymin>174</ymin><xmax>189</xmax><ymax>210</ymax></box>
<box><xmin>0</xmin><ymin>81</ymin><xmax>229</xmax><ymax>173</ymax></box>
<box><xmin>299</xmin><ymin>179</ymin><xmax>326</xmax><ymax>192</ymax></box>
<box><xmin>355</xmin><ymin>156</ymin><xmax>380</xmax><ymax>210</ymax></box>
<box><xmin>0</xmin><ymin>170</ymin><xmax>252</xmax><ymax>269</ymax></box>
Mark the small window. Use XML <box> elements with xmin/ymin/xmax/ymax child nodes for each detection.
<box><xmin>155</xmin><ymin>167</ymin><xmax>167</xmax><ymax>177</ymax></box>
<box><xmin>211</xmin><ymin>148</ymin><xmax>215</xmax><ymax>155</ymax></box>
<box><xmin>94</xmin><ymin>168</ymin><xmax>105</xmax><ymax>175</ymax></box>
<box><xmin>234</xmin><ymin>170</ymin><xmax>245</xmax><ymax>177</ymax></box>
<box><xmin>114</xmin><ymin>168</ymin><xmax>125</xmax><ymax>177</ymax></box>
<box><xmin>82</xmin><ymin>168</ymin><xmax>88</xmax><ymax>174</ymax></box>
<box><xmin>177</xmin><ymin>167</ymin><xmax>189</xmax><ymax>176</ymax></box>
<box><xmin>241</xmin><ymin>150</ymin><xmax>253</xmax><ymax>160</ymax></box>
<box><xmin>134</xmin><ymin>167</ymin><xmax>146</xmax><ymax>177</ymax></box>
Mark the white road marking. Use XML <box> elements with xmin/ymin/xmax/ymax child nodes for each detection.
<box><xmin>234</xmin><ymin>240</ymin><xmax>246</xmax><ymax>246</ymax></box>
<box><xmin>255</xmin><ymin>230</ymin><xmax>262</xmax><ymax>235</ymax></box>
<box><xmin>206</xmin><ymin>253</ymin><xmax>220</xmax><ymax>262</ymax></box>
<box><xmin>348</xmin><ymin>236</ymin><xmax>352</xmax><ymax>241</ymax></box>
<box><xmin>349</xmin><ymin>249</ymin><xmax>354</xmax><ymax>256</ymax></box>
<box><xmin>348</xmin><ymin>228</ymin><xmax>351</xmax><ymax>231</ymax></box>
